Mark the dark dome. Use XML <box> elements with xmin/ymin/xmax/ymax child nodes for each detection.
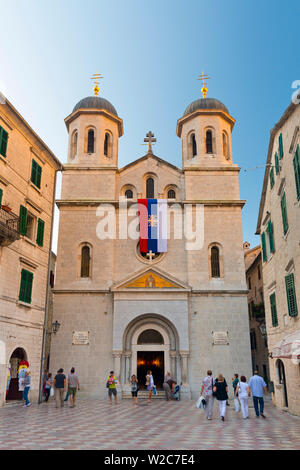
<box><xmin>73</xmin><ymin>96</ymin><xmax>118</xmax><ymax>116</ymax></box>
<box><xmin>183</xmin><ymin>97</ymin><xmax>229</xmax><ymax>117</ymax></box>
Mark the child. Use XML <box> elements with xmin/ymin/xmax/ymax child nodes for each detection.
<box><xmin>130</xmin><ymin>375</ymin><xmax>139</xmax><ymax>405</ymax></box>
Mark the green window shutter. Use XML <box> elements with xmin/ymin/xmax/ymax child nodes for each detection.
<box><xmin>19</xmin><ymin>269</ymin><xmax>33</xmax><ymax>304</ymax></box>
<box><xmin>270</xmin><ymin>293</ymin><xmax>278</xmax><ymax>327</ymax></box>
<box><xmin>270</xmin><ymin>167</ymin><xmax>275</xmax><ymax>189</ymax></box>
<box><xmin>36</xmin><ymin>218</ymin><xmax>45</xmax><ymax>246</ymax></box>
<box><xmin>19</xmin><ymin>205</ymin><xmax>28</xmax><ymax>235</ymax></box>
<box><xmin>31</xmin><ymin>159</ymin><xmax>42</xmax><ymax>189</ymax></box>
<box><xmin>293</xmin><ymin>145</ymin><xmax>300</xmax><ymax>200</ymax></box>
<box><xmin>279</xmin><ymin>133</ymin><xmax>283</xmax><ymax>159</ymax></box>
<box><xmin>0</xmin><ymin>127</ymin><xmax>8</xmax><ymax>158</ymax></box>
<box><xmin>285</xmin><ymin>274</ymin><xmax>298</xmax><ymax>317</ymax></box>
<box><xmin>261</xmin><ymin>232</ymin><xmax>267</xmax><ymax>262</ymax></box>
<box><xmin>275</xmin><ymin>153</ymin><xmax>279</xmax><ymax>175</ymax></box>
<box><xmin>0</xmin><ymin>188</ymin><xmax>2</xmax><ymax>206</ymax></box>
<box><xmin>281</xmin><ymin>192</ymin><xmax>289</xmax><ymax>235</ymax></box>
<box><xmin>268</xmin><ymin>219</ymin><xmax>275</xmax><ymax>254</ymax></box>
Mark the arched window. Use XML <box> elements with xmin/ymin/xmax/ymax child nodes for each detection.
<box><xmin>223</xmin><ymin>132</ymin><xmax>229</xmax><ymax>159</ymax></box>
<box><xmin>137</xmin><ymin>329</ymin><xmax>164</xmax><ymax>344</ymax></box>
<box><xmin>81</xmin><ymin>245</ymin><xmax>90</xmax><ymax>278</ymax></box>
<box><xmin>192</xmin><ymin>133</ymin><xmax>197</xmax><ymax>157</ymax></box>
<box><xmin>125</xmin><ymin>189</ymin><xmax>133</xmax><ymax>199</ymax></box>
<box><xmin>167</xmin><ymin>189</ymin><xmax>176</xmax><ymax>199</ymax></box>
<box><xmin>87</xmin><ymin>129</ymin><xmax>95</xmax><ymax>153</ymax></box>
<box><xmin>71</xmin><ymin>131</ymin><xmax>78</xmax><ymax>160</ymax></box>
<box><xmin>104</xmin><ymin>132</ymin><xmax>110</xmax><ymax>156</ymax></box>
<box><xmin>146</xmin><ymin>177</ymin><xmax>154</xmax><ymax>198</ymax></box>
<box><xmin>211</xmin><ymin>246</ymin><xmax>220</xmax><ymax>278</ymax></box>
<box><xmin>206</xmin><ymin>130</ymin><xmax>213</xmax><ymax>154</ymax></box>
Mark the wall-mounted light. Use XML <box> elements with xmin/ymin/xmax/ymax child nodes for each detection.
<box><xmin>52</xmin><ymin>320</ymin><xmax>61</xmax><ymax>334</ymax></box>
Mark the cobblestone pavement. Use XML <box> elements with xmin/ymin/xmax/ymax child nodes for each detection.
<box><xmin>1</xmin><ymin>397</ymin><xmax>300</xmax><ymax>450</ymax></box>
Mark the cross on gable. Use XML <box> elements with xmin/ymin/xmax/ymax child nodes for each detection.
<box><xmin>144</xmin><ymin>131</ymin><xmax>156</xmax><ymax>154</ymax></box>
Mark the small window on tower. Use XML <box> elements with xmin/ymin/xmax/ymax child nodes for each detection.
<box><xmin>104</xmin><ymin>133</ymin><xmax>110</xmax><ymax>156</ymax></box>
<box><xmin>167</xmin><ymin>189</ymin><xmax>176</xmax><ymax>199</ymax></box>
<box><xmin>206</xmin><ymin>130</ymin><xmax>213</xmax><ymax>154</ymax></box>
<box><xmin>211</xmin><ymin>246</ymin><xmax>220</xmax><ymax>278</ymax></box>
<box><xmin>81</xmin><ymin>245</ymin><xmax>90</xmax><ymax>278</ymax></box>
<box><xmin>87</xmin><ymin>130</ymin><xmax>95</xmax><ymax>153</ymax></box>
<box><xmin>192</xmin><ymin>133</ymin><xmax>197</xmax><ymax>157</ymax></box>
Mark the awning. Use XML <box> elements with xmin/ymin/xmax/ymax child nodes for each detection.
<box><xmin>272</xmin><ymin>330</ymin><xmax>300</xmax><ymax>360</ymax></box>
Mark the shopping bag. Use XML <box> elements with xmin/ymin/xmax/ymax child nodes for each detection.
<box><xmin>152</xmin><ymin>386</ymin><xmax>157</xmax><ymax>395</ymax></box>
<box><xmin>50</xmin><ymin>387</ymin><xmax>54</xmax><ymax>397</ymax></box>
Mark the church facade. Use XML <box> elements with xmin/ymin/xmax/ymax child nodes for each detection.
<box><xmin>50</xmin><ymin>93</ymin><xmax>252</xmax><ymax>399</ymax></box>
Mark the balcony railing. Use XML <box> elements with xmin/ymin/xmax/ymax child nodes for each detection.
<box><xmin>0</xmin><ymin>207</ymin><xmax>20</xmax><ymax>246</ymax></box>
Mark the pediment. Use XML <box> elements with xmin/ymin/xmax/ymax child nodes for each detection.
<box><xmin>111</xmin><ymin>266</ymin><xmax>191</xmax><ymax>291</ymax></box>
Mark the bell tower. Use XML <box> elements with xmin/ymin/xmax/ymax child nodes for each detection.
<box><xmin>64</xmin><ymin>75</ymin><xmax>123</xmax><ymax>168</ymax></box>
<box><xmin>176</xmin><ymin>75</ymin><xmax>235</xmax><ymax>169</ymax></box>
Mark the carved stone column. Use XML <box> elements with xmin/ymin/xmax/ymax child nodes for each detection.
<box><xmin>112</xmin><ymin>350</ymin><xmax>122</xmax><ymax>383</ymax></box>
<box><xmin>170</xmin><ymin>351</ymin><xmax>177</xmax><ymax>380</ymax></box>
<box><xmin>124</xmin><ymin>351</ymin><xmax>132</xmax><ymax>385</ymax></box>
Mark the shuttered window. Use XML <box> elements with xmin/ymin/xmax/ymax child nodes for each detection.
<box><xmin>31</xmin><ymin>159</ymin><xmax>42</xmax><ymax>189</ymax></box>
<box><xmin>275</xmin><ymin>153</ymin><xmax>279</xmax><ymax>175</ymax></box>
<box><xmin>0</xmin><ymin>188</ymin><xmax>2</xmax><ymax>206</ymax></box>
<box><xmin>285</xmin><ymin>273</ymin><xmax>298</xmax><ymax>317</ymax></box>
<box><xmin>270</xmin><ymin>167</ymin><xmax>275</xmax><ymax>189</ymax></box>
<box><xmin>270</xmin><ymin>293</ymin><xmax>278</xmax><ymax>327</ymax></box>
<box><xmin>0</xmin><ymin>126</ymin><xmax>8</xmax><ymax>158</ymax></box>
<box><xmin>36</xmin><ymin>218</ymin><xmax>45</xmax><ymax>246</ymax></box>
<box><xmin>280</xmin><ymin>192</ymin><xmax>289</xmax><ymax>235</ymax></box>
<box><xmin>293</xmin><ymin>145</ymin><xmax>300</xmax><ymax>200</ymax></box>
<box><xmin>279</xmin><ymin>133</ymin><xmax>283</xmax><ymax>159</ymax></box>
<box><xmin>268</xmin><ymin>220</ymin><xmax>275</xmax><ymax>254</ymax></box>
<box><xmin>19</xmin><ymin>269</ymin><xmax>33</xmax><ymax>304</ymax></box>
<box><xmin>19</xmin><ymin>205</ymin><xmax>28</xmax><ymax>235</ymax></box>
<box><xmin>261</xmin><ymin>232</ymin><xmax>267</xmax><ymax>262</ymax></box>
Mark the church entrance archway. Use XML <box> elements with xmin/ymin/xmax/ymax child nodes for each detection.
<box><xmin>122</xmin><ymin>315</ymin><xmax>180</xmax><ymax>391</ymax></box>
<box><xmin>6</xmin><ymin>347</ymin><xmax>28</xmax><ymax>401</ymax></box>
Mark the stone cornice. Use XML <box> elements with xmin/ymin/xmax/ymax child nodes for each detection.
<box><xmin>64</xmin><ymin>108</ymin><xmax>123</xmax><ymax>137</ymax></box>
<box><xmin>56</xmin><ymin>199</ymin><xmax>246</xmax><ymax>208</ymax></box>
<box><xmin>176</xmin><ymin>109</ymin><xmax>236</xmax><ymax>137</ymax></box>
<box><xmin>183</xmin><ymin>166</ymin><xmax>240</xmax><ymax>172</ymax></box>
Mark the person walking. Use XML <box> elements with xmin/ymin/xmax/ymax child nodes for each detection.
<box><xmin>236</xmin><ymin>376</ymin><xmax>251</xmax><ymax>419</ymax></box>
<box><xmin>200</xmin><ymin>370</ymin><xmax>215</xmax><ymax>420</ymax></box>
<box><xmin>163</xmin><ymin>372</ymin><xmax>172</xmax><ymax>401</ymax></box>
<box><xmin>68</xmin><ymin>367</ymin><xmax>80</xmax><ymax>408</ymax></box>
<box><xmin>45</xmin><ymin>373</ymin><xmax>53</xmax><ymax>402</ymax></box>
<box><xmin>23</xmin><ymin>370</ymin><xmax>31</xmax><ymax>407</ymax></box>
<box><xmin>249</xmin><ymin>370</ymin><xmax>267</xmax><ymax>418</ymax></box>
<box><xmin>54</xmin><ymin>368</ymin><xmax>66</xmax><ymax>408</ymax></box>
<box><xmin>107</xmin><ymin>371</ymin><xmax>118</xmax><ymax>405</ymax></box>
<box><xmin>130</xmin><ymin>375</ymin><xmax>139</xmax><ymax>405</ymax></box>
<box><xmin>213</xmin><ymin>374</ymin><xmax>228</xmax><ymax>422</ymax></box>
<box><xmin>232</xmin><ymin>373</ymin><xmax>240</xmax><ymax>412</ymax></box>
<box><xmin>146</xmin><ymin>370</ymin><xmax>155</xmax><ymax>404</ymax></box>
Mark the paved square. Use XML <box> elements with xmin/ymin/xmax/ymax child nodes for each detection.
<box><xmin>1</xmin><ymin>398</ymin><xmax>300</xmax><ymax>450</ymax></box>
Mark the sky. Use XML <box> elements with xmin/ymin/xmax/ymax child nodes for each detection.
<box><xmin>0</xmin><ymin>0</ymin><xmax>299</xmax><ymax>253</ymax></box>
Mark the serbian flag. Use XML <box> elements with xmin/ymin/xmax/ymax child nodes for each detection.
<box><xmin>138</xmin><ymin>199</ymin><xmax>167</xmax><ymax>253</ymax></box>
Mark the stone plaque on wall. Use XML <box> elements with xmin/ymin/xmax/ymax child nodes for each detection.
<box><xmin>212</xmin><ymin>331</ymin><xmax>229</xmax><ymax>345</ymax></box>
<box><xmin>72</xmin><ymin>331</ymin><xmax>89</xmax><ymax>345</ymax></box>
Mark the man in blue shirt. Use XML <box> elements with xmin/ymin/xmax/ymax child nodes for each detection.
<box><xmin>249</xmin><ymin>370</ymin><xmax>267</xmax><ymax>418</ymax></box>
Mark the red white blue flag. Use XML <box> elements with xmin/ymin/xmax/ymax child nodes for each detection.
<box><xmin>138</xmin><ymin>199</ymin><xmax>167</xmax><ymax>253</ymax></box>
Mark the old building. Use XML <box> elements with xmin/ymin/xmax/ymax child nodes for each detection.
<box><xmin>244</xmin><ymin>242</ymin><xmax>269</xmax><ymax>382</ymax></box>
<box><xmin>256</xmin><ymin>100</ymin><xmax>300</xmax><ymax>415</ymax></box>
<box><xmin>0</xmin><ymin>97</ymin><xmax>62</xmax><ymax>406</ymax></box>
<box><xmin>50</xmin><ymin>88</ymin><xmax>252</xmax><ymax>400</ymax></box>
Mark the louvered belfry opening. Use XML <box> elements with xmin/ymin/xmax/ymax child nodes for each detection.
<box><xmin>211</xmin><ymin>246</ymin><xmax>220</xmax><ymax>278</ymax></box>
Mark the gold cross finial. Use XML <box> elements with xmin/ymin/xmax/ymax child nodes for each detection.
<box><xmin>197</xmin><ymin>71</ymin><xmax>211</xmax><ymax>99</ymax></box>
<box><xmin>90</xmin><ymin>72</ymin><xmax>103</xmax><ymax>96</ymax></box>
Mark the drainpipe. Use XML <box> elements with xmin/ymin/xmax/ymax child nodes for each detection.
<box><xmin>38</xmin><ymin>169</ymin><xmax>59</xmax><ymax>403</ymax></box>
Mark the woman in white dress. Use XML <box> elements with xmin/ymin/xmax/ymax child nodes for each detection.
<box><xmin>146</xmin><ymin>370</ymin><xmax>154</xmax><ymax>404</ymax></box>
<box><xmin>235</xmin><ymin>376</ymin><xmax>251</xmax><ymax>419</ymax></box>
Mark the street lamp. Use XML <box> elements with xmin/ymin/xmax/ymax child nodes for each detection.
<box><xmin>259</xmin><ymin>323</ymin><xmax>267</xmax><ymax>336</ymax></box>
<box><xmin>52</xmin><ymin>320</ymin><xmax>61</xmax><ymax>334</ymax></box>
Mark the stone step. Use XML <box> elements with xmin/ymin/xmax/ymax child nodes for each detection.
<box><xmin>122</xmin><ymin>390</ymin><xmax>166</xmax><ymax>399</ymax></box>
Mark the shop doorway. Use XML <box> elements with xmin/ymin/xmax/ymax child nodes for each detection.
<box><xmin>6</xmin><ymin>348</ymin><xmax>28</xmax><ymax>401</ymax></box>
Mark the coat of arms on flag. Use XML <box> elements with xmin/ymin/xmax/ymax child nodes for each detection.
<box><xmin>138</xmin><ymin>199</ymin><xmax>167</xmax><ymax>254</ymax></box>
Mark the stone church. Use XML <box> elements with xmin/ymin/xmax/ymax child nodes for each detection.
<box><xmin>50</xmin><ymin>89</ymin><xmax>252</xmax><ymax>399</ymax></box>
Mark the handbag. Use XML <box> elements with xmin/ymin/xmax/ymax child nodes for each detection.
<box><xmin>212</xmin><ymin>378</ymin><xmax>217</xmax><ymax>397</ymax></box>
<box><xmin>152</xmin><ymin>385</ymin><xmax>157</xmax><ymax>395</ymax></box>
<box><xmin>50</xmin><ymin>386</ymin><xmax>54</xmax><ymax>397</ymax></box>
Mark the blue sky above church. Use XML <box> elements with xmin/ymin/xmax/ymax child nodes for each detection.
<box><xmin>1</xmin><ymin>0</ymin><xmax>299</xmax><ymax>251</ymax></box>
